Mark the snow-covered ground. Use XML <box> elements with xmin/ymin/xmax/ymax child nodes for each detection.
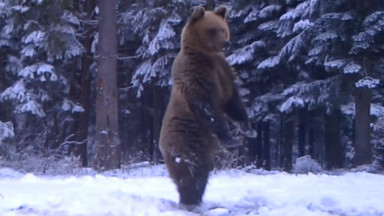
<box><xmin>0</xmin><ymin>165</ymin><xmax>383</xmax><ymax>216</ymax></box>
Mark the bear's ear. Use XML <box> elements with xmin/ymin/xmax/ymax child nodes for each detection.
<box><xmin>215</xmin><ymin>5</ymin><xmax>227</xmax><ymax>18</ymax></box>
<box><xmin>190</xmin><ymin>6</ymin><xmax>205</xmax><ymax>23</ymax></box>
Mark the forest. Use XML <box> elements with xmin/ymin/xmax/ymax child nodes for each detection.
<box><xmin>0</xmin><ymin>0</ymin><xmax>383</xmax><ymax>173</ymax></box>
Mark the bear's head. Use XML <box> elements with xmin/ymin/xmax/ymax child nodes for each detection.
<box><xmin>181</xmin><ymin>5</ymin><xmax>230</xmax><ymax>54</ymax></box>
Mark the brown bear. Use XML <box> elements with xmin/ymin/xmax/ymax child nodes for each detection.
<box><xmin>159</xmin><ymin>5</ymin><xmax>248</xmax><ymax>205</ymax></box>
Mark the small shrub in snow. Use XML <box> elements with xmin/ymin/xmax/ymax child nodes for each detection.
<box><xmin>293</xmin><ymin>155</ymin><xmax>322</xmax><ymax>174</ymax></box>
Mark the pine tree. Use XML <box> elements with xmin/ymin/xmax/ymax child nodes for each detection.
<box><xmin>0</xmin><ymin>0</ymin><xmax>84</xmax><ymax>164</ymax></box>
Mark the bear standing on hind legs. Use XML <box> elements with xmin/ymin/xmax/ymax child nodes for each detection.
<box><xmin>159</xmin><ymin>5</ymin><xmax>249</xmax><ymax>206</ymax></box>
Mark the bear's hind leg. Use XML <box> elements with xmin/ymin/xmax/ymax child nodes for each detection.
<box><xmin>179</xmin><ymin>166</ymin><xmax>209</xmax><ymax>205</ymax></box>
<box><xmin>168</xmin><ymin>157</ymin><xmax>210</xmax><ymax>205</ymax></box>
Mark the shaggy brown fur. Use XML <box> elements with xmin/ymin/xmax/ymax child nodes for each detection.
<box><xmin>159</xmin><ymin>5</ymin><xmax>248</xmax><ymax>205</ymax></box>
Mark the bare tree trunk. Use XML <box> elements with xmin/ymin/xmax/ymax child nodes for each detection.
<box><xmin>298</xmin><ymin>108</ymin><xmax>306</xmax><ymax>157</ymax></box>
<box><xmin>71</xmin><ymin>0</ymin><xmax>95</xmax><ymax>166</ymax></box>
<box><xmin>283</xmin><ymin>118</ymin><xmax>293</xmax><ymax>171</ymax></box>
<box><xmin>308</xmin><ymin>127</ymin><xmax>314</xmax><ymax>157</ymax></box>
<box><xmin>151</xmin><ymin>86</ymin><xmax>162</xmax><ymax>162</ymax></box>
<box><xmin>325</xmin><ymin>109</ymin><xmax>343</xmax><ymax>169</ymax></box>
<box><xmin>246</xmin><ymin>136</ymin><xmax>256</xmax><ymax>164</ymax></box>
<box><xmin>352</xmin><ymin>2</ymin><xmax>374</xmax><ymax>168</ymax></box>
<box><xmin>256</xmin><ymin>122</ymin><xmax>263</xmax><ymax>167</ymax></box>
<box><xmin>278</xmin><ymin>117</ymin><xmax>284</xmax><ymax>167</ymax></box>
<box><xmin>263</xmin><ymin>121</ymin><xmax>270</xmax><ymax>170</ymax></box>
<box><xmin>354</xmin><ymin>58</ymin><xmax>373</xmax><ymax>167</ymax></box>
<box><xmin>0</xmin><ymin>50</ymin><xmax>11</xmax><ymax>123</ymax></box>
<box><xmin>93</xmin><ymin>0</ymin><xmax>121</xmax><ymax>170</ymax></box>
<box><xmin>354</xmin><ymin>87</ymin><xmax>372</xmax><ymax>166</ymax></box>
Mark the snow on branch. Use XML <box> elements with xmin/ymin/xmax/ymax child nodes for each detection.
<box><xmin>321</xmin><ymin>12</ymin><xmax>344</xmax><ymax>20</ymax></box>
<box><xmin>257</xmin><ymin>56</ymin><xmax>281</xmax><ymax>70</ymax></box>
<box><xmin>258</xmin><ymin>5</ymin><xmax>282</xmax><ymax>19</ymax></box>
<box><xmin>61</xmin><ymin>10</ymin><xmax>80</xmax><ymax>25</ymax></box>
<box><xmin>279</xmin><ymin>33</ymin><xmax>305</xmax><ymax>60</ymax></box>
<box><xmin>278</xmin><ymin>96</ymin><xmax>305</xmax><ymax>113</ymax></box>
<box><xmin>355</xmin><ymin>76</ymin><xmax>380</xmax><ymax>89</ymax></box>
<box><xmin>145</xmin><ymin>19</ymin><xmax>176</xmax><ymax>57</ymax></box>
<box><xmin>1</xmin><ymin>78</ymin><xmax>50</xmax><ymax>114</ymax></box>
<box><xmin>157</xmin><ymin>19</ymin><xmax>176</xmax><ymax>41</ymax></box>
<box><xmin>308</xmin><ymin>45</ymin><xmax>323</xmax><ymax>57</ymax></box>
<box><xmin>131</xmin><ymin>52</ymin><xmax>175</xmax><ymax>92</ymax></box>
<box><xmin>371</xmin><ymin>104</ymin><xmax>384</xmax><ymax>117</ymax></box>
<box><xmin>343</xmin><ymin>62</ymin><xmax>362</xmax><ymax>74</ymax></box>
<box><xmin>152</xmin><ymin>53</ymin><xmax>175</xmax><ymax>73</ymax></box>
<box><xmin>293</xmin><ymin>19</ymin><xmax>313</xmax><ymax>33</ymax></box>
<box><xmin>11</xmin><ymin>5</ymin><xmax>29</xmax><ymax>13</ymax></box>
<box><xmin>21</xmin><ymin>45</ymin><xmax>37</xmax><ymax>57</ymax></box>
<box><xmin>227</xmin><ymin>41</ymin><xmax>265</xmax><ymax>65</ymax></box>
<box><xmin>351</xmin><ymin>11</ymin><xmax>384</xmax><ymax>54</ymax></box>
<box><xmin>363</xmin><ymin>11</ymin><xmax>384</xmax><ymax>30</ymax></box>
<box><xmin>280</xmin><ymin>0</ymin><xmax>319</xmax><ymax>21</ymax></box>
<box><xmin>61</xmin><ymin>99</ymin><xmax>84</xmax><ymax>113</ymax></box>
<box><xmin>312</xmin><ymin>32</ymin><xmax>337</xmax><ymax>44</ymax></box>
<box><xmin>282</xmin><ymin>81</ymin><xmax>307</xmax><ymax>96</ymax></box>
<box><xmin>280</xmin><ymin>78</ymin><xmax>340</xmax><ymax>111</ymax></box>
<box><xmin>132</xmin><ymin>60</ymin><xmax>152</xmax><ymax>85</ymax></box>
<box><xmin>244</xmin><ymin>9</ymin><xmax>259</xmax><ymax>23</ymax></box>
<box><xmin>19</xmin><ymin>63</ymin><xmax>58</xmax><ymax>82</ymax></box>
<box><xmin>0</xmin><ymin>80</ymin><xmax>27</xmax><ymax>103</ymax></box>
<box><xmin>324</xmin><ymin>59</ymin><xmax>348</xmax><ymax>72</ymax></box>
<box><xmin>248</xmin><ymin>93</ymin><xmax>284</xmax><ymax>119</ymax></box>
<box><xmin>15</xmin><ymin>99</ymin><xmax>45</xmax><ymax>117</ymax></box>
<box><xmin>280</xmin><ymin>2</ymin><xmax>308</xmax><ymax>21</ymax></box>
<box><xmin>19</xmin><ymin>65</ymin><xmax>38</xmax><ymax>79</ymax></box>
<box><xmin>258</xmin><ymin>20</ymin><xmax>279</xmax><ymax>32</ymax></box>
<box><xmin>22</xmin><ymin>30</ymin><xmax>45</xmax><ymax>45</ymax></box>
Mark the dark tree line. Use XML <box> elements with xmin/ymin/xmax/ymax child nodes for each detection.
<box><xmin>0</xmin><ymin>0</ymin><xmax>383</xmax><ymax>173</ymax></box>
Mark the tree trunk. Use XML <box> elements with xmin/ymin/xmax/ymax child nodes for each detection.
<box><xmin>325</xmin><ymin>109</ymin><xmax>343</xmax><ymax>169</ymax></box>
<box><xmin>354</xmin><ymin>57</ymin><xmax>373</xmax><ymax>167</ymax></box>
<box><xmin>247</xmin><ymin>136</ymin><xmax>256</xmax><ymax>164</ymax></box>
<box><xmin>0</xmin><ymin>50</ymin><xmax>11</xmax><ymax>123</ymax></box>
<box><xmin>151</xmin><ymin>86</ymin><xmax>162</xmax><ymax>162</ymax></box>
<box><xmin>278</xmin><ymin>117</ymin><xmax>284</xmax><ymax>167</ymax></box>
<box><xmin>283</xmin><ymin>118</ymin><xmax>293</xmax><ymax>171</ymax></box>
<box><xmin>263</xmin><ymin>121</ymin><xmax>270</xmax><ymax>170</ymax></box>
<box><xmin>308</xmin><ymin>127</ymin><xmax>314</xmax><ymax>158</ymax></box>
<box><xmin>298</xmin><ymin>108</ymin><xmax>306</xmax><ymax>157</ymax></box>
<box><xmin>256</xmin><ymin>122</ymin><xmax>263</xmax><ymax>168</ymax></box>
<box><xmin>93</xmin><ymin>0</ymin><xmax>121</xmax><ymax>171</ymax></box>
<box><xmin>71</xmin><ymin>0</ymin><xmax>95</xmax><ymax>166</ymax></box>
<box><xmin>354</xmin><ymin>87</ymin><xmax>372</xmax><ymax>166</ymax></box>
